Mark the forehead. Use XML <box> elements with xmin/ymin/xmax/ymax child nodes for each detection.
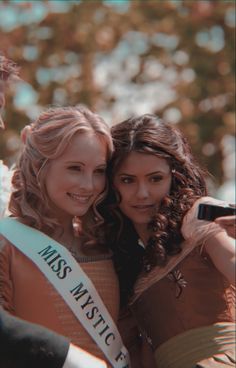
<box><xmin>60</xmin><ymin>131</ymin><xmax>108</xmax><ymax>163</ymax></box>
<box><xmin>117</xmin><ymin>151</ymin><xmax>170</xmax><ymax>174</ymax></box>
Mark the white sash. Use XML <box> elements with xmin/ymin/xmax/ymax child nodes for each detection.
<box><xmin>0</xmin><ymin>218</ymin><xmax>130</xmax><ymax>368</ymax></box>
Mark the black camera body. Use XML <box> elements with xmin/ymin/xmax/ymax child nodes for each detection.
<box><xmin>198</xmin><ymin>203</ymin><xmax>236</xmax><ymax>221</ymax></box>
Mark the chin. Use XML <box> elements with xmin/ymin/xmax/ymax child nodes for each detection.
<box><xmin>132</xmin><ymin>218</ymin><xmax>150</xmax><ymax>226</ymax></box>
<box><xmin>74</xmin><ymin>211</ymin><xmax>89</xmax><ymax>217</ymax></box>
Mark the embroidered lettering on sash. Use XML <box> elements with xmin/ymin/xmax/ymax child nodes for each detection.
<box><xmin>70</xmin><ymin>283</ymin><xmax>115</xmax><ymax>346</ymax></box>
<box><xmin>0</xmin><ymin>218</ymin><xmax>131</xmax><ymax>368</ymax></box>
<box><xmin>38</xmin><ymin>245</ymin><xmax>72</xmax><ymax>279</ymax></box>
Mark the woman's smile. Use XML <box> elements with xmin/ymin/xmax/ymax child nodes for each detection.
<box><xmin>131</xmin><ymin>204</ymin><xmax>155</xmax><ymax>211</ymax></box>
<box><xmin>67</xmin><ymin>192</ymin><xmax>93</xmax><ymax>204</ymax></box>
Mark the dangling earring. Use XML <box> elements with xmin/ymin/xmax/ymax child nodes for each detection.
<box><xmin>94</xmin><ymin>216</ymin><xmax>99</xmax><ymax>223</ymax></box>
<box><xmin>73</xmin><ymin>216</ymin><xmax>81</xmax><ymax>237</ymax></box>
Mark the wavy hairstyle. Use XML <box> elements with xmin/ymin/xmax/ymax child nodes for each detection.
<box><xmin>9</xmin><ymin>105</ymin><xmax>113</xmax><ymax>246</ymax></box>
<box><xmin>107</xmin><ymin>114</ymin><xmax>208</xmax><ymax>284</ymax></box>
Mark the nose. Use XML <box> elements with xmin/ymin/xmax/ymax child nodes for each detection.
<box><xmin>136</xmin><ymin>182</ymin><xmax>149</xmax><ymax>199</ymax></box>
<box><xmin>79</xmin><ymin>173</ymin><xmax>94</xmax><ymax>192</ymax></box>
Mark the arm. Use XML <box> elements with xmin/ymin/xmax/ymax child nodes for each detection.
<box><xmin>181</xmin><ymin>196</ymin><xmax>236</xmax><ymax>286</ymax></box>
<box><xmin>63</xmin><ymin>344</ymin><xmax>107</xmax><ymax>368</ymax></box>
<box><xmin>215</xmin><ymin>215</ymin><xmax>236</xmax><ymax>239</ymax></box>
<box><xmin>0</xmin><ymin>308</ymin><xmax>69</xmax><ymax>368</ymax></box>
<box><xmin>204</xmin><ymin>231</ymin><xmax>235</xmax><ymax>285</ymax></box>
<box><xmin>0</xmin><ymin>308</ymin><xmax>107</xmax><ymax>368</ymax></box>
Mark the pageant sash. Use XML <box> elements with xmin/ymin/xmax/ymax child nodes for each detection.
<box><xmin>0</xmin><ymin>218</ymin><xmax>130</xmax><ymax>368</ymax></box>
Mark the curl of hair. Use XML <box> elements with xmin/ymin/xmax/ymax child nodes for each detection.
<box><xmin>80</xmin><ymin>180</ymin><xmax>110</xmax><ymax>251</ymax></box>
<box><xmin>9</xmin><ymin>106</ymin><xmax>113</xmax><ymax>247</ymax></box>
<box><xmin>0</xmin><ymin>55</ymin><xmax>20</xmax><ymax>82</ymax></box>
<box><xmin>20</xmin><ymin>125</ymin><xmax>32</xmax><ymax>144</ymax></box>
<box><xmin>107</xmin><ymin>114</ymin><xmax>208</xmax><ymax>304</ymax></box>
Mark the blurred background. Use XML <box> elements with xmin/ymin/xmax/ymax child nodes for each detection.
<box><xmin>0</xmin><ymin>0</ymin><xmax>235</xmax><ymax>201</ymax></box>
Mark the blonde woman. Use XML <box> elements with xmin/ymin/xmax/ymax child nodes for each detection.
<box><xmin>0</xmin><ymin>104</ymin><xmax>124</xmax><ymax>368</ymax></box>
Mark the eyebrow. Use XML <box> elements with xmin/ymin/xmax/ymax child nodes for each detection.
<box><xmin>65</xmin><ymin>161</ymin><xmax>107</xmax><ymax>167</ymax></box>
<box><xmin>118</xmin><ymin>170</ymin><xmax>168</xmax><ymax>177</ymax></box>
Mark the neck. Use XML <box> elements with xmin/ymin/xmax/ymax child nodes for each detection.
<box><xmin>53</xmin><ymin>218</ymin><xmax>77</xmax><ymax>247</ymax></box>
<box><xmin>134</xmin><ymin>223</ymin><xmax>150</xmax><ymax>247</ymax></box>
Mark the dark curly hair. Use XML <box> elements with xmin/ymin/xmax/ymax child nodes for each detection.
<box><xmin>104</xmin><ymin>114</ymin><xmax>208</xmax><ymax>305</ymax></box>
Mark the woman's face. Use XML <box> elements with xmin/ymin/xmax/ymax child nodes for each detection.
<box><xmin>113</xmin><ymin>151</ymin><xmax>172</xmax><ymax>232</ymax></box>
<box><xmin>45</xmin><ymin>132</ymin><xmax>107</xmax><ymax>222</ymax></box>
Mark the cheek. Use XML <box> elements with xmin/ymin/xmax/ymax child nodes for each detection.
<box><xmin>153</xmin><ymin>181</ymin><xmax>172</xmax><ymax>199</ymax></box>
<box><xmin>45</xmin><ymin>169</ymin><xmax>68</xmax><ymax>195</ymax></box>
<box><xmin>113</xmin><ymin>184</ymin><xmax>127</xmax><ymax>201</ymax></box>
<box><xmin>117</xmin><ymin>199</ymin><xmax>128</xmax><ymax>215</ymax></box>
<box><xmin>166</xmin><ymin>178</ymin><xmax>172</xmax><ymax>193</ymax></box>
<box><xmin>44</xmin><ymin>174</ymin><xmax>53</xmax><ymax>194</ymax></box>
<box><xmin>163</xmin><ymin>183</ymin><xmax>171</xmax><ymax>195</ymax></box>
<box><xmin>163</xmin><ymin>183</ymin><xmax>171</xmax><ymax>198</ymax></box>
<box><xmin>118</xmin><ymin>191</ymin><xmax>131</xmax><ymax>210</ymax></box>
<box><xmin>95</xmin><ymin>176</ymin><xmax>106</xmax><ymax>192</ymax></box>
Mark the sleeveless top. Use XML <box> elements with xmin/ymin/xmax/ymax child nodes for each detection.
<box><xmin>0</xmin><ymin>235</ymin><xmax>120</xmax><ymax>366</ymax></box>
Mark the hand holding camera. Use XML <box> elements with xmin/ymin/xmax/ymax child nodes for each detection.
<box><xmin>181</xmin><ymin>197</ymin><xmax>235</xmax><ymax>243</ymax></box>
<box><xmin>197</xmin><ymin>203</ymin><xmax>236</xmax><ymax>239</ymax></box>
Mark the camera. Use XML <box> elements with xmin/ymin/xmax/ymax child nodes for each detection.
<box><xmin>198</xmin><ymin>203</ymin><xmax>236</xmax><ymax>221</ymax></box>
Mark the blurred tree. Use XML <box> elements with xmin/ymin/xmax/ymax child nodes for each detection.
<box><xmin>0</xmin><ymin>0</ymin><xmax>235</xmax><ymax>194</ymax></box>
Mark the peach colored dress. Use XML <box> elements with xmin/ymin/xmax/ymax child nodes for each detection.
<box><xmin>0</xmin><ymin>235</ymin><xmax>120</xmax><ymax>367</ymax></box>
